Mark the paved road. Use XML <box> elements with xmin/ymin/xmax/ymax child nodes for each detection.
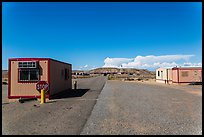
<box><xmin>2</xmin><ymin>76</ymin><xmax>107</xmax><ymax>135</ymax></box>
<box><xmin>81</xmin><ymin>80</ymin><xmax>202</xmax><ymax>135</ymax></box>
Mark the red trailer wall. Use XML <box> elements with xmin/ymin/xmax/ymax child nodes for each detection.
<box><xmin>172</xmin><ymin>67</ymin><xmax>202</xmax><ymax>83</ymax></box>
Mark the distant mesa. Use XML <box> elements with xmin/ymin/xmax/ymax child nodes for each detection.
<box><xmin>72</xmin><ymin>67</ymin><xmax>155</xmax><ymax>76</ymax></box>
<box><xmin>3</xmin><ymin>68</ymin><xmax>155</xmax><ymax>79</ymax></box>
<box><xmin>2</xmin><ymin>70</ymin><xmax>8</xmax><ymax>78</ymax></box>
<box><xmin>2</xmin><ymin>70</ymin><xmax>8</xmax><ymax>84</ymax></box>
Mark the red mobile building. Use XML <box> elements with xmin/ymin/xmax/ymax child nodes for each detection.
<box><xmin>172</xmin><ymin>66</ymin><xmax>202</xmax><ymax>84</ymax></box>
<box><xmin>8</xmin><ymin>58</ymin><xmax>72</xmax><ymax>99</ymax></box>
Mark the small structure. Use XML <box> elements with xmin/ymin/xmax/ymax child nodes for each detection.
<box><xmin>156</xmin><ymin>67</ymin><xmax>172</xmax><ymax>84</ymax></box>
<box><xmin>156</xmin><ymin>66</ymin><xmax>202</xmax><ymax>84</ymax></box>
<box><xmin>172</xmin><ymin>66</ymin><xmax>202</xmax><ymax>84</ymax></box>
<box><xmin>8</xmin><ymin>58</ymin><xmax>72</xmax><ymax>100</ymax></box>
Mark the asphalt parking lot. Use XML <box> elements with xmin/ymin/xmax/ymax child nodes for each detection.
<box><xmin>2</xmin><ymin>77</ymin><xmax>202</xmax><ymax>135</ymax></box>
<box><xmin>2</xmin><ymin>76</ymin><xmax>107</xmax><ymax>135</ymax></box>
<box><xmin>81</xmin><ymin>80</ymin><xmax>202</xmax><ymax>135</ymax></box>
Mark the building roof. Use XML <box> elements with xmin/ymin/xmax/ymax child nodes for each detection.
<box><xmin>9</xmin><ymin>58</ymin><xmax>71</xmax><ymax>65</ymax></box>
<box><xmin>173</xmin><ymin>66</ymin><xmax>202</xmax><ymax>69</ymax></box>
<box><xmin>156</xmin><ymin>66</ymin><xmax>202</xmax><ymax>70</ymax></box>
<box><xmin>156</xmin><ymin>67</ymin><xmax>173</xmax><ymax>70</ymax></box>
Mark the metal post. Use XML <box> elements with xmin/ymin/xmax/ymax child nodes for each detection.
<box><xmin>40</xmin><ymin>89</ymin><xmax>45</xmax><ymax>104</ymax></box>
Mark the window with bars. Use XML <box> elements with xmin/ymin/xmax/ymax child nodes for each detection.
<box><xmin>18</xmin><ymin>61</ymin><xmax>37</xmax><ymax>68</ymax></box>
<box><xmin>19</xmin><ymin>69</ymin><xmax>39</xmax><ymax>81</ymax></box>
<box><xmin>158</xmin><ymin>71</ymin><xmax>160</xmax><ymax>76</ymax></box>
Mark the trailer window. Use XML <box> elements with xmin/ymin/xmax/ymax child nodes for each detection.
<box><xmin>158</xmin><ymin>71</ymin><xmax>160</xmax><ymax>76</ymax></box>
<box><xmin>181</xmin><ymin>71</ymin><xmax>189</xmax><ymax>77</ymax></box>
<box><xmin>20</xmin><ymin>70</ymin><xmax>29</xmax><ymax>81</ymax></box>
<box><xmin>194</xmin><ymin>71</ymin><xmax>198</xmax><ymax>75</ymax></box>
<box><xmin>19</xmin><ymin>69</ymin><xmax>39</xmax><ymax>81</ymax></box>
<box><xmin>65</xmin><ymin>68</ymin><xmax>68</xmax><ymax>80</ymax></box>
<box><xmin>64</xmin><ymin>68</ymin><xmax>69</xmax><ymax>80</ymax></box>
<box><xmin>18</xmin><ymin>61</ymin><xmax>37</xmax><ymax>68</ymax></box>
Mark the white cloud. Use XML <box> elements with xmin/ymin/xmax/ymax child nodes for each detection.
<box><xmin>133</xmin><ymin>55</ymin><xmax>194</xmax><ymax>64</ymax></box>
<box><xmin>78</xmin><ymin>65</ymin><xmax>99</xmax><ymax>70</ymax></box>
<box><xmin>90</xmin><ymin>66</ymin><xmax>98</xmax><ymax>70</ymax></box>
<box><xmin>183</xmin><ymin>62</ymin><xmax>202</xmax><ymax>66</ymax></box>
<box><xmin>80</xmin><ymin>64</ymin><xmax>88</xmax><ymax>68</ymax></box>
<box><xmin>103</xmin><ymin>57</ymin><xmax>134</xmax><ymax>68</ymax></box>
<box><xmin>102</xmin><ymin>55</ymin><xmax>201</xmax><ymax>70</ymax></box>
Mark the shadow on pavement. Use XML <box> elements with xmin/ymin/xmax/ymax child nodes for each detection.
<box><xmin>49</xmin><ymin>89</ymin><xmax>90</xmax><ymax>99</ymax></box>
<box><xmin>188</xmin><ymin>82</ymin><xmax>202</xmax><ymax>85</ymax></box>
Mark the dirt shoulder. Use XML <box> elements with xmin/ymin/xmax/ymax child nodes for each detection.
<box><xmin>123</xmin><ymin>80</ymin><xmax>202</xmax><ymax>96</ymax></box>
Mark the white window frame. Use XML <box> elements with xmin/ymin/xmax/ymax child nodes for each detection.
<box><xmin>18</xmin><ymin>61</ymin><xmax>37</xmax><ymax>68</ymax></box>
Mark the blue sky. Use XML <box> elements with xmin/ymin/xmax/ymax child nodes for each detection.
<box><xmin>2</xmin><ymin>2</ymin><xmax>202</xmax><ymax>70</ymax></box>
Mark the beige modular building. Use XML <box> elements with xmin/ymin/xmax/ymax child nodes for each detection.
<box><xmin>156</xmin><ymin>66</ymin><xmax>202</xmax><ymax>84</ymax></box>
<box><xmin>156</xmin><ymin>67</ymin><xmax>173</xmax><ymax>84</ymax></box>
<box><xmin>8</xmin><ymin>58</ymin><xmax>72</xmax><ymax>99</ymax></box>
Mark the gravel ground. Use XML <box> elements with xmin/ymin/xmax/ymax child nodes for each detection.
<box><xmin>2</xmin><ymin>76</ymin><xmax>107</xmax><ymax>135</ymax></box>
<box><xmin>81</xmin><ymin>80</ymin><xmax>202</xmax><ymax>135</ymax></box>
<box><xmin>136</xmin><ymin>80</ymin><xmax>202</xmax><ymax>96</ymax></box>
<box><xmin>2</xmin><ymin>85</ymin><xmax>8</xmax><ymax>103</ymax></box>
